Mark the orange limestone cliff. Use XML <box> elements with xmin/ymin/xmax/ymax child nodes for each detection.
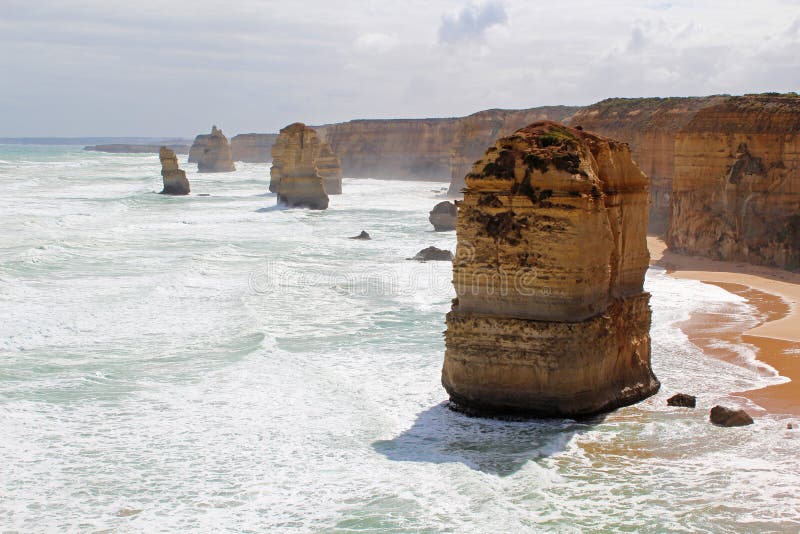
<box><xmin>567</xmin><ymin>97</ymin><xmax>726</xmax><ymax>233</ymax></box>
<box><xmin>442</xmin><ymin>122</ymin><xmax>659</xmax><ymax>417</ymax></box>
<box><xmin>667</xmin><ymin>94</ymin><xmax>800</xmax><ymax>270</ymax></box>
<box><xmin>159</xmin><ymin>147</ymin><xmax>190</xmax><ymax>195</ymax></box>
<box><xmin>188</xmin><ymin>126</ymin><xmax>236</xmax><ymax>173</ymax></box>
<box><xmin>270</xmin><ymin>123</ymin><xmax>342</xmax><ymax>197</ymax></box>
<box><xmin>446</xmin><ymin>107</ymin><xmax>580</xmax><ymax>196</ymax></box>
<box><xmin>230</xmin><ymin>133</ymin><xmax>279</xmax><ymax>162</ymax></box>
<box><xmin>269</xmin><ymin>123</ymin><xmax>335</xmax><ymax>209</ymax></box>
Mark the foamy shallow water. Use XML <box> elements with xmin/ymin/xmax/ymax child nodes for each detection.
<box><xmin>0</xmin><ymin>146</ymin><xmax>797</xmax><ymax>531</ymax></box>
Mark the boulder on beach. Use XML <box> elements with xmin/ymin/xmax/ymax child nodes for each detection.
<box><xmin>159</xmin><ymin>147</ymin><xmax>190</xmax><ymax>195</ymax></box>
<box><xmin>710</xmin><ymin>406</ymin><xmax>754</xmax><ymax>427</ymax></box>
<box><xmin>429</xmin><ymin>201</ymin><xmax>458</xmax><ymax>231</ymax></box>
<box><xmin>410</xmin><ymin>246</ymin><xmax>453</xmax><ymax>262</ymax></box>
<box><xmin>667</xmin><ymin>393</ymin><xmax>697</xmax><ymax>408</ymax></box>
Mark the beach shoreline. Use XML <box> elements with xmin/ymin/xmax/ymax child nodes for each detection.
<box><xmin>648</xmin><ymin>236</ymin><xmax>800</xmax><ymax>416</ymax></box>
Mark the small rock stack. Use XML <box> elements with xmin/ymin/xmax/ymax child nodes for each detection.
<box><xmin>159</xmin><ymin>147</ymin><xmax>190</xmax><ymax>195</ymax></box>
<box><xmin>188</xmin><ymin>125</ymin><xmax>236</xmax><ymax>173</ymax></box>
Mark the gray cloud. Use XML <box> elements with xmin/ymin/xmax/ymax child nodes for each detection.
<box><xmin>438</xmin><ymin>1</ymin><xmax>508</xmax><ymax>44</ymax></box>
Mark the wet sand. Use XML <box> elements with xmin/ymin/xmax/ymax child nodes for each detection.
<box><xmin>648</xmin><ymin>237</ymin><xmax>800</xmax><ymax>415</ymax></box>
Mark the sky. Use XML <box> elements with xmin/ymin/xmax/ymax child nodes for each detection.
<box><xmin>1</xmin><ymin>0</ymin><xmax>799</xmax><ymax>136</ymax></box>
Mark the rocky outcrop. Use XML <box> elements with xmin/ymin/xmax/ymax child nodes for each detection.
<box><xmin>270</xmin><ymin>123</ymin><xmax>329</xmax><ymax>210</ymax></box>
<box><xmin>159</xmin><ymin>147</ymin><xmax>190</xmax><ymax>195</ymax></box>
<box><xmin>442</xmin><ymin>122</ymin><xmax>659</xmax><ymax>417</ymax></box>
<box><xmin>230</xmin><ymin>133</ymin><xmax>279</xmax><ymax>162</ymax></box>
<box><xmin>666</xmin><ymin>94</ymin><xmax>800</xmax><ymax>270</ymax></box>
<box><xmin>567</xmin><ymin>97</ymin><xmax>727</xmax><ymax>233</ymax></box>
<box><xmin>269</xmin><ymin>123</ymin><xmax>342</xmax><ymax>197</ymax></box>
<box><xmin>350</xmin><ymin>231</ymin><xmax>371</xmax><ymax>240</ymax></box>
<box><xmin>447</xmin><ymin>107</ymin><xmax>580</xmax><ymax>196</ymax></box>
<box><xmin>188</xmin><ymin>126</ymin><xmax>236</xmax><ymax>173</ymax></box>
<box><xmin>429</xmin><ymin>201</ymin><xmax>458</xmax><ymax>231</ymax></box>
<box><xmin>667</xmin><ymin>393</ymin><xmax>697</xmax><ymax>408</ymax></box>
<box><xmin>315</xmin><ymin>143</ymin><xmax>343</xmax><ymax>195</ymax></box>
<box><xmin>710</xmin><ymin>406</ymin><xmax>754</xmax><ymax>427</ymax></box>
<box><xmin>410</xmin><ymin>246</ymin><xmax>453</xmax><ymax>261</ymax></box>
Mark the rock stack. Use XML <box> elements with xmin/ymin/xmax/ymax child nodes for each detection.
<box><xmin>667</xmin><ymin>94</ymin><xmax>800</xmax><ymax>270</ymax></box>
<box><xmin>269</xmin><ymin>123</ymin><xmax>331</xmax><ymax>209</ymax></box>
<box><xmin>315</xmin><ymin>143</ymin><xmax>343</xmax><ymax>195</ymax></box>
<box><xmin>159</xmin><ymin>147</ymin><xmax>190</xmax><ymax>195</ymax></box>
<box><xmin>188</xmin><ymin>125</ymin><xmax>236</xmax><ymax>173</ymax></box>
<box><xmin>429</xmin><ymin>201</ymin><xmax>458</xmax><ymax>231</ymax></box>
<box><xmin>442</xmin><ymin>122</ymin><xmax>659</xmax><ymax>418</ymax></box>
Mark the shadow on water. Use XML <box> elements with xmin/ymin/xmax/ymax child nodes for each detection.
<box><xmin>373</xmin><ymin>402</ymin><xmax>603</xmax><ymax>477</ymax></box>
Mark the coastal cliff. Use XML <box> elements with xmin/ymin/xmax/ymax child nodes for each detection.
<box><xmin>188</xmin><ymin>126</ymin><xmax>236</xmax><ymax>172</ymax></box>
<box><xmin>442</xmin><ymin>122</ymin><xmax>659</xmax><ymax>417</ymax></box>
<box><xmin>447</xmin><ymin>107</ymin><xmax>579</xmax><ymax>196</ymax></box>
<box><xmin>270</xmin><ymin>123</ymin><xmax>331</xmax><ymax>209</ymax></box>
<box><xmin>159</xmin><ymin>147</ymin><xmax>190</xmax><ymax>195</ymax></box>
<box><xmin>566</xmin><ymin>97</ymin><xmax>727</xmax><ymax>233</ymax></box>
<box><xmin>666</xmin><ymin>94</ymin><xmax>800</xmax><ymax>270</ymax></box>
<box><xmin>231</xmin><ymin>133</ymin><xmax>279</xmax><ymax>162</ymax></box>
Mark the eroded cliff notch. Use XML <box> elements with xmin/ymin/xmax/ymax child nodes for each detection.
<box><xmin>188</xmin><ymin>125</ymin><xmax>236</xmax><ymax>173</ymax></box>
<box><xmin>159</xmin><ymin>147</ymin><xmax>190</xmax><ymax>195</ymax></box>
<box><xmin>269</xmin><ymin>123</ymin><xmax>340</xmax><ymax>209</ymax></box>
<box><xmin>442</xmin><ymin>121</ymin><xmax>660</xmax><ymax>418</ymax></box>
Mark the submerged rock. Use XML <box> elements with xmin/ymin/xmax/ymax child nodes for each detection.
<box><xmin>442</xmin><ymin>121</ymin><xmax>659</xmax><ymax>418</ymax></box>
<box><xmin>429</xmin><ymin>201</ymin><xmax>458</xmax><ymax>231</ymax></box>
<box><xmin>710</xmin><ymin>406</ymin><xmax>754</xmax><ymax>427</ymax></box>
<box><xmin>350</xmin><ymin>230</ymin><xmax>371</xmax><ymax>240</ymax></box>
<box><xmin>159</xmin><ymin>147</ymin><xmax>190</xmax><ymax>195</ymax></box>
<box><xmin>410</xmin><ymin>246</ymin><xmax>453</xmax><ymax>262</ymax></box>
<box><xmin>270</xmin><ymin>123</ymin><xmax>329</xmax><ymax>210</ymax></box>
<box><xmin>188</xmin><ymin>125</ymin><xmax>236</xmax><ymax>173</ymax></box>
<box><xmin>667</xmin><ymin>393</ymin><xmax>697</xmax><ymax>408</ymax></box>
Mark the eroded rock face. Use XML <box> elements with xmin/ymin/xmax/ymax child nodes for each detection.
<box><xmin>442</xmin><ymin>122</ymin><xmax>659</xmax><ymax>418</ymax></box>
<box><xmin>567</xmin><ymin>97</ymin><xmax>727</xmax><ymax>234</ymax></box>
<box><xmin>188</xmin><ymin>126</ymin><xmax>236</xmax><ymax>173</ymax></box>
<box><xmin>159</xmin><ymin>147</ymin><xmax>190</xmax><ymax>195</ymax></box>
<box><xmin>429</xmin><ymin>201</ymin><xmax>458</xmax><ymax>231</ymax></box>
<box><xmin>447</xmin><ymin>107</ymin><xmax>580</xmax><ymax>196</ymax></box>
<box><xmin>231</xmin><ymin>133</ymin><xmax>279</xmax><ymax>162</ymax></box>
<box><xmin>666</xmin><ymin>94</ymin><xmax>800</xmax><ymax>270</ymax></box>
<box><xmin>269</xmin><ymin>123</ymin><xmax>330</xmax><ymax>209</ymax></box>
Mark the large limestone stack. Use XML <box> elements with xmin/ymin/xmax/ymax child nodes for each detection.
<box><xmin>447</xmin><ymin>107</ymin><xmax>580</xmax><ymax>196</ymax></box>
<box><xmin>269</xmin><ymin>123</ymin><xmax>330</xmax><ymax>209</ymax></box>
<box><xmin>667</xmin><ymin>94</ymin><xmax>800</xmax><ymax>270</ymax></box>
<box><xmin>270</xmin><ymin>123</ymin><xmax>342</xmax><ymax>198</ymax></box>
<box><xmin>315</xmin><ymin>143</ymin><xmax>343</xmax><ymax>195</ymax></box>
<box><xmin>230</xmin><ymin>133</ymin><xmax>279</xmax><ymax>162</ymax></box>
<box><xmin>188</xmin><ymin>126</ymin><xmax>236</xmax><ymax>172</ymax></box>
<box><xmin>159</xmin><ymin>147</ymin><xmax>190</xmax><ymax>195</ymax></box>
<box><xmin>567</xmin><ymin>97</ymin><xmax>726</xmax><ymax>233</ymax></box>
<box><xmin>443</xmin><ymin>122</ymin><xmax>659</xmax><ymax>417</ymax></box>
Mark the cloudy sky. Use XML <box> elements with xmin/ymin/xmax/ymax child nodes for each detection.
<box><xmin>2</xmin><ymin>0</ymin><xmax>799</xmax><ymax>136</ymax></box>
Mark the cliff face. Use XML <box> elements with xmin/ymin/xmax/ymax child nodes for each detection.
<box><xmin>567</xmin><ymin>97</ymin><xmax>727</xmax><ymax>233</ymax></box>
<box><xmin>442</xmin><ymin>122</ymin><xmax>659</xmax><ymax>417</ymax></box>
<box><xmin>270</xmin><ymin>123</ymin><xmax>330</xmax><ymax>209</ymax></box>
<box><xmin>159</xmin><ymin>146</ymin><xmax>190</xmax><ymax>195</ymax></box>
<box><xmin>230</xmin><ymin>133</ymin><xmax>279</xmax><ymax>162</ymax></box>
<box><xmin>188</xmin><ymin>126</ymin><xmax>236</xmax><ymax>172</ymax></box>
<box><xmin>447</xmin><ymin>107</ymin><xmax>579</xmax><ymax>196</ymax></box>
<box><xmin>666</xmin><ymin>95</ymin><xmax>800</xmax><ymax>270</ymax></box>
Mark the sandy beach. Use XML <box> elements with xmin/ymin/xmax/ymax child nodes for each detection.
<box><xmin>648</xmin><ymin>236</ymin><xmax>800</xmax><ymax>415</ymax></box>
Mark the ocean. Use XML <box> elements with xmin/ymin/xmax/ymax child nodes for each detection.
<box><xmin>0</xmin><ymin>146</ymin><xmax>797</xmax><ymax>531</ymax></box>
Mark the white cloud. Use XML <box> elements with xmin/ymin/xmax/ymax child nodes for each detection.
<box><xmin>353</xmin><ymin>33</ymin><xmax>398</xmax><ymax>54</ymax></box>
<box><xmin>437</xmin><ymin>1</ymin><xmax>508</xmax><ymax>44</ymax></box>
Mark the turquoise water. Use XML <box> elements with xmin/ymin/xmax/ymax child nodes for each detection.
<box><xmin>0</xmin><ymin>146</ymin><xmax>797</xmax><ymax>531</ymax></box>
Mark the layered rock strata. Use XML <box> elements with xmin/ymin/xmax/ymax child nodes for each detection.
<box><xmin>188</xmin><ymin>126</ymin><xmax>236</xmax><ymax>172</ymax></box>
<box><xmin>666</xmin><ymin>94</ymin><xmax>800</xmax><ymax>270</ymax></box>
<box><xmin>429</xmin><ymin>201</ymin><xmax>458</xmax><ymax>231</ymax></box>
<box><xmin>230</xmin><ymin>133</ymin><xmax>279</xmax><ymax>162</ymax></box>
<box><xmin>442</xmin><ymin>122</ymin><xmax>659</xmax><ymax>417</ymax></box>
<box><xmin>159</xmin><ymin>147</ymin><xmax>190</xmax><ymax>195</ymax></box>
<box><xmin>270</xmin><ymin>123</ymin><xmax>330</xmax><ymax>209</ymax></box>
<box><xmin>270</xmin><ymin>123</ymin><xmax>342</xmax><ymax>197</ymax></box>
<box><xmin>446</xmin><ymin>107</ymin><xmax>580</xmax><ymax>196</ymax></box>
<box><xmin>566</xmin><ymin>97</ymin><xmax>727</xmax><ymax>233</ymax></box>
